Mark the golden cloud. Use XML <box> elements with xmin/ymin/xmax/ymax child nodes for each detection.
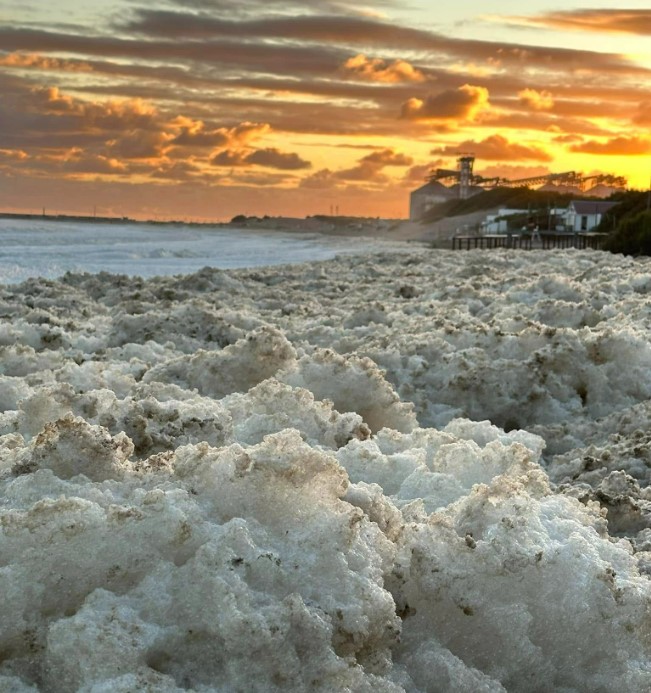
<box><xmin>31</xmin><ymin>86</ymin><xmax>78</xmax><ymax>113</ymax></box>
<box><xmin>553</xmin><ymin>134</ymin><xmax>584</xmax><ymax>144</ymax></box>
<box><xmin>212</xmin><ymin>147</ymin><xmax>310</xmax><ymax>170</ymax></box>
<box><xmin>246</xmin><ymin>148</ymin><xmax>311</xmax><ymax>170</ymax></box>
<box><xmin>569</xmin><ymin>135</ymin><xmax>651</xmax><ymax>155</ymax></box>
<box><xmin>518</xmin><ymin>88</ymin><xmax>554</xmax><ymax>111</ymax></box>
<box><xmin>341</xmin><ymin>54</ymin><xmax>425</xmax><ymax>83</ymax></box>
<box><xmin>328</xmin><ymin>147</ymin><xmax>412</xmax><ymax>184</ymax></box>
<box><xmin>432</xmin><ymin>134</ymin><xmax>552</xmax><ymax>162</ymax></box>
<box><xmin>401</xmin><ymin>84</ymin><xmax>490</xmax><ymax>121</ymax></box>
<box><xmin>174</xmin><ymin>120</ymin><xmax>271</xmax><ymax>148</ymax></box>
<box><xmin>477</xmin><ymin>164</ymin><xmax>552</xmax><ymax>180</ymax></box>
<box><xmin>333</xmin><ymin>161</ymin><xmax>389</xmax><ymax>182</ymax></box>
<box><xmin>30</xmin><ymin>86</ymin><xmax>158</xmax><ymax>132</ymax></box>
<box><xmin>2</xmin><ymin>2</ymin><xmax>651</xmax><ymax>213</ymax></box>
<box><xmin>401</xmin><ymin>161</ymin><xmax>445</xmax><ymax>186</ymax></box>
<box><xmin>150</xmin><ymin>160</ymin><xmax>203</xmax><ymax>181</ymax></box>
<box><xmin>211</xmin><ymin>150</ymin><xmax>246</xmax><ymax>167</ymax></box>
<box><xmin>510</xmin><ymin>10</ymin><xmax>651</xmax><ymax>36</ymax></box>
<box><xmin>0</xmin><ymin>148</ymin><xmax>29</xmax><ymax>161</ymax></box>
<box><xmin>299</xmin><ymin>168</ymin><xmax>338</xmax><ymax>189</ymax></box>
<box><xmin>228</xmin><ymin>122</ymin><xmax>272</xmax><ymax>144</ymax></box>
<box><xmin>361</xmin><ymin>149</ymin><xmax>413</xmax><ymax>167</ymax></box>
<box><xmin>0</xmin><ymin>52</ymin><xmax>92</xmax><ymax>72</ymax></box>
<box><xmin>633</xmin><ymin>102</ymin><xmax>651</xmax><ymax>125</ymax></box>
<box><xmin>106</xmin><ymin>130</ymin><xmax>173</xmax><ymax>159</ymax></box>
<box><xmin>62</xmin><ymin>151</ymin><xmax>128</xmax><ymax>174</ymax></box>
<box><xmin>83</xmin><ymin>98</ymin><xmax>157</xmax><ymax>130</ymax></box>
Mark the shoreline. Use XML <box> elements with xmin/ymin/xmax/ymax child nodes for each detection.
<box><xmin>1</xmin><ymin>210</ymin><xmax>608</xmax><ymax>249</ymax></box>
<box><xmin>0</xmin><ymin>211</ymin><xmax>435</xmax><ymax>244</ymax></box>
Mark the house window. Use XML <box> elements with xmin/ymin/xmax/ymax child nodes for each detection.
<box><xmin>580</xmin><ymin>215</ymin><xmax>588</xmax><ymax>230</ymax></box>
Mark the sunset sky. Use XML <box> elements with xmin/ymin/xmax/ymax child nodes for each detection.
<box><xmin>1</xmin><ymin>1</ymin><xmax>650</xmax><ymax>220</ymax></box>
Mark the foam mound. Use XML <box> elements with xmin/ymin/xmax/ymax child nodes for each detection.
<box><xmin>1</xmin><ymin>249</ymin><xmax>651</xmax><ymax>691</ymax></box>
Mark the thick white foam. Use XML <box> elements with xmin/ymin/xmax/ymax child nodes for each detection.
<box><xmin>1</xmin><ymin>248</ymin><xmax>651</xmax><ymax>691</ymax></box>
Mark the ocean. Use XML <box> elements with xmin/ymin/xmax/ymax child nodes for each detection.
<box><xmin>0</xmin><ymin>218</ymin><xmax>388</xmax><ymax>284</ymax></box>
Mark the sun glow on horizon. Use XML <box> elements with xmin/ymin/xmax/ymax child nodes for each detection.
<box><xmin>0</xmin><ymin>0</ymin><xmax>650</xmax><ymax>219</ymax></box>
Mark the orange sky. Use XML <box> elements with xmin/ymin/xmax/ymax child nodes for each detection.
<box><xmin>0</xmin><ymin>1</ymin><xmax>650</xmax><ymax>220</ymax></box>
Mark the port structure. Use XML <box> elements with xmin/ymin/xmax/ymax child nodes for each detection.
<box><xmin>429</xmin><ymin>155</ymin><xmax>626</xmax><ymax>195</ymax></box>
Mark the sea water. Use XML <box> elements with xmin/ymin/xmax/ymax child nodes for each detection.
<box><xmin>0</xmin><ymin>218</ymin><xmax>384</xmax><ymax>283</ymax></box>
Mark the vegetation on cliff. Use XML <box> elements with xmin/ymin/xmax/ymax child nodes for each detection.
<box><xmin>421</xmin><ymin>187</ymin><xmax>578</xmax><ymax>224</ymax></box>
<box><xmin>599</xmin><ymin>191</ymin><xmax>651</xmax><ymax>255</ymax></box>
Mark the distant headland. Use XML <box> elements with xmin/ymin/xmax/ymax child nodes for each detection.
<box><xmin>0</xmin><ymin>211</ymin><xmax>136</xmax><ymax>224</ymax></box>
<box><xmin>0</xmin><ymin>211</ymin><xmax>401</xmax><ymax>232</ymax></box>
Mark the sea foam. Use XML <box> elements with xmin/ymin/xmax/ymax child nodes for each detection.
<box><xmin>1</xmin><ymin>249</ymin><xmax>650</xmax><ymax>691</ymax></box>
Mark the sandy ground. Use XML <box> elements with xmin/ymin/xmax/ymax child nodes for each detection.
<box><xmin>228</xmin><ymin>211</ymin><xmax>495</xmax><ymax>245</ymax></box>
<box><xmin>382</xmin><ymin>211</ymin><xmax>495</xmax><ymax>243</ymax></box>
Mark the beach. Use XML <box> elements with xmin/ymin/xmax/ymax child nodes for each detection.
<box><xmin>1</xmin><ymin>243</ymin><xmax>651</xmax><ymax>691</ymax></box>
<box><xmin>225</xmin><ymin>214</ymin><xmax>484</xmax><ymax>244</ymax></box>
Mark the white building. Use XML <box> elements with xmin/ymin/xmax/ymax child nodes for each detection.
<box><xmin>481</xmin><ymin>208</ymin><xmax>528</xmax><ymax>234</ymax></box>
<box><xmin>565</xmin><ymin>200</ymin><xmax>616</xmax><ymax>232</ymax></box>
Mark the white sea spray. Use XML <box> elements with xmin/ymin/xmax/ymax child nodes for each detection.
<box><xmin>1</xmin><ymin>249</ymin><xmax>651</xmax><ymax>691</ymax></box>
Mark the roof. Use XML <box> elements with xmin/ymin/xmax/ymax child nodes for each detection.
<box><xmin>569</xmin><ymin>200</ymin><xmax>617</xmax><ymax>215</ymax></box>
<box><xmin>411</xmin><ymin>180</ymin><xmax>448</xmax><ymax>195</ymax></box>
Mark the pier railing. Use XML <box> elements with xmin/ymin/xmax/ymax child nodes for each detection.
<box><xmin>451</xmin><ymin>232</ymin><xmax>608</xmax><ymax>251</ymax></box>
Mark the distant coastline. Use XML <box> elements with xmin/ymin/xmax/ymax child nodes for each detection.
<box><xmin>0</xmin><ymin>211</ymin><xmax>246</xmax><ymax>227</ymax></box>
<box><xmin>0</xmin><ymin>210</ymin><xmax>456</xmax><ymax>244</ymax></box>
<box><xmin>0</xmin><ymin>211</ymin><xmax>407</xmax><ymax>234</ymax></box>
<box><xmin>0</xmin><ymin>211</ymin><xmax>137</xmax><ymax>224</ymax></box>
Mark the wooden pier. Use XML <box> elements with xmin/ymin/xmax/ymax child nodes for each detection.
<box><xmin>451</xmin><ymin>232</ymin><xmax>608</xmax><ymax>251</ymax></box>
